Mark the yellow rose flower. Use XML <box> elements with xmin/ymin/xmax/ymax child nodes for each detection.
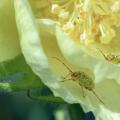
<box><xmin>1</xmin><ymin>0</ymin><xmax>120</xmax><ymax>119</ymax></box>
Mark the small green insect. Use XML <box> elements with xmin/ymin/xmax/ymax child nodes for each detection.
<box><xmin>98</xmin><ymin>49</ymin><xmax>120</xmax><ymax>64</ymax></box>
<box><xmin>53</xmin><ymin>57</ymin><xmax>104</xmax><ymax>104</ymax></box>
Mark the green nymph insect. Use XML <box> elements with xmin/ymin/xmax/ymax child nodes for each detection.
<box><xmin>53</xmin><ymin>57</ymin><xmax>104</xmax><ymax>104</ymax></box>
<box><xmin>98</xmin><ymin>49</ymin><xmax>120</xmax><ymax>64</ymax></box>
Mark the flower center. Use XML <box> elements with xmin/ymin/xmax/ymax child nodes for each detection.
<box><xmin>50</xmin><ymin>0</ymin><xmax>120</xmax><ymax>45</ymax></box>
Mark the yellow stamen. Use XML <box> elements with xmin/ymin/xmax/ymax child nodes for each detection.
<box><xmin>49</xmin><ymin>0</ymin><xmax>120</xmax><ymax>45</ymax></box>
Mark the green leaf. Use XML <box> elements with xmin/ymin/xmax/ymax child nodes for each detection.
<box><xmin>0</xmin><ymin>54</ymin><xmax>43</xmax><ymax>91</ymax></box>
<box><xmin>27</xmin><ymin>89</ymin><xmax>66</xmax><ymax>104</ymax></box>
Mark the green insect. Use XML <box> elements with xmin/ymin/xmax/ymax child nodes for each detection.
<box><xmin>53</xmin><ymin>57</ymin><xmax>104</xmax><ymax>104</ymax></box>
<box><xmin>98</xmin><ymin>49</ymin><xmax>120</xmax><ymax>64</ymax></box>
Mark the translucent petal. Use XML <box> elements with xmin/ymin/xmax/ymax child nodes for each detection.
<box><xmin>55</xmin><ymin>25</ymin><xmax>120</xmax><ymax>113</ymax></box>
<box><xmin>95</xmin><ymin>106</ymin><xmax>120</xmax><ymax>120</ymax></box>
<box><xmin>0</xmin><ymin>0</ymin><xmax>20</xmax><ymax>62</ymax></box>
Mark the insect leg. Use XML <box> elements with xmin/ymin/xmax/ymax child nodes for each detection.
<box><xmin>92</xmin><ymin>90</ymin><xmax>104</xmax><ymax>105</ymax></box>
<box><xmin>78</xmin><ymin>83</ymin><xmax>86</xmax><ymax>97</ymax></box>
<box><xmin>60</xmin><ymin>73</ymin><xmax>73</xmax><ymax>82</ymax></box>
<box><xmin>63</xmin><ymin>73</ymin><xmax>72</xmax><ymax>79</ymax></box>
<box><xmin>98</xmin><ymin>48</ymin><xmax>109</xmax><ymax>60</ymax></box>
<box><xmin>52</xmin><ymin>57</ymin><xmax>73</xmax><ymax>73</ymax></box>
<box><xmin>81</xmin><ymin>86</ymin><xmax>85</xmax><ymax>97</ymax></box>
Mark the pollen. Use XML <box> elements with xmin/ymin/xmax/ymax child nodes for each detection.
<box><xmin>50</xmin><ymin>0</ymin><xmax>120</xmax><ymax>45</ymax></box>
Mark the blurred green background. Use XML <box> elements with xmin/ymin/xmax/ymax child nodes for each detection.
<box><xmin>0</xmin><ymin>87</ymin><xmax>88</xmax><ymax>120</ymax></box>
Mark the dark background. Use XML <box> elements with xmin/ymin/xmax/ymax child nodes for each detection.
<box><xmin>0</xmin><ymin>88</ymin><xmax>95</xmax><ymax>120</ymax></box>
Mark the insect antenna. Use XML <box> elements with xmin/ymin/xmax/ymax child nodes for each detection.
<box><xmin>98</xmin><ymin>48</ymin><xmax>108</xmax><ymax>60</ymax></box>
<box><xmin>98</xmin><ymin>49</ymin><xmax>108</xmax><ymax>60</ymax></box>
<box><xmin>92</xmin><ymin>90</ymin><xmax>104</xmax><ymax>105</ymax></box>
<box><xmin>52</xmin><ymin>57</ymin><xmax>73</xmax><ymax>73</ymax></box>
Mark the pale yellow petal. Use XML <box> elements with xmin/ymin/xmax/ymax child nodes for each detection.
<box><xmin>0</xmin><ymin>0</ymin><xmax>21</xmax><ymax>62</ymax></box>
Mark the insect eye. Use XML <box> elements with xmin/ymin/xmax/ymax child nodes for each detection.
<box><xmin>72</xmin><ymin>72</ymin><xmax>80</xmax><ymax>77</ymax></box>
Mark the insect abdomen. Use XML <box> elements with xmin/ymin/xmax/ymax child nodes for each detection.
<box><xmin>78</xmin><ymin>72</ymin><xmax>95</xmax><ymax>91</ymax></box>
